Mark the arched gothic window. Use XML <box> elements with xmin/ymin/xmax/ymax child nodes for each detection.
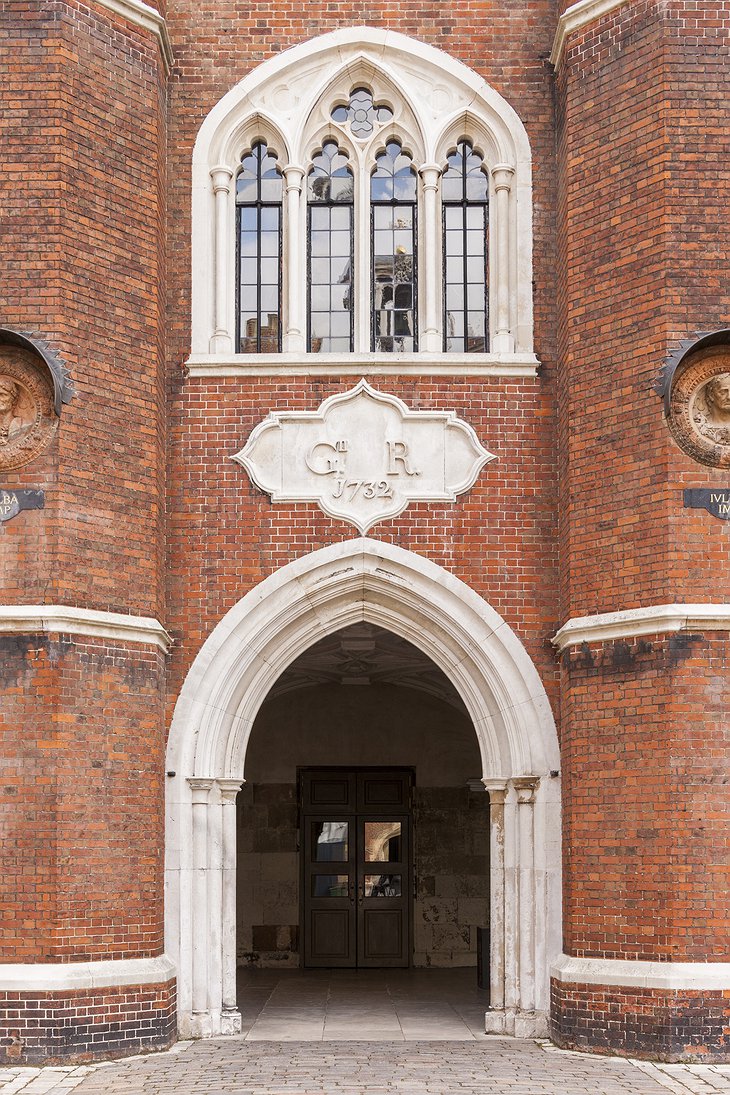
<box><xmin>442</xmin><ymin>140</ymin><xmax>489</xmax><ymax>353</ymax></box>
<box><xmin>307</xmin><ymin>141</ymin><xmax>354</xmax><ymax>353</ymax></box>
<box><xmin>235</xmin><ymin>142</ymin><xmax>283</xmax><ymax>353</ymax></box>
<box><xmin>192</xmin><ymin>30</ymin><xmax>536</xmax><ymax>370</ymax></box>
<box><xmin>371</xmin><ymin>141</ymin><xmax>417</xmax><ymax>352</ymax></box>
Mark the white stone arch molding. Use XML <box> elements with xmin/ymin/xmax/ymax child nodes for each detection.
<box><xmin>189</xmin><ymin>26</ymin><xmax>537</xmax><ymax>373</ymax></box>
<box><xmin>165</xmin><ymin>539</ymin><xmax>561</xmax><ymax>1040</ymax></box>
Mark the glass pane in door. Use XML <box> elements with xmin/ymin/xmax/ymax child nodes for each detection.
<box><xmin>363</xmin><ymin>820</ymin><xmax>401</xmax><ymax>862</ymax></box>
<box><xmin>364</xmin><ymin>874</ymin><xmax>402</xmax><ymax>897</ymax></box>
<box><xmin>312</xmin><ymin>820</ymin><xmax>349</xmax><ymax>861</ymax></box>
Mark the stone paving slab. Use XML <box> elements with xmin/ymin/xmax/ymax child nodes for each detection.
<box><xmin>2</xmin><ymin>1041</ymin><xmax>730</xmax><ymax>1095</ymax></box>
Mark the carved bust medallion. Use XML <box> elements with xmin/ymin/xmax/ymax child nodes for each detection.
<box><xmin>667</xmin><ymin>346</ymin><xmax>730</xmax><ymax>468</ymax></box>
<box><xmin>0</xmin><ymin>346</ymin><xmax>57</xmax><ymax>471</ymax></box>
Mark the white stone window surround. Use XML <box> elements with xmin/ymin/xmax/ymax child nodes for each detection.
<box><xmin>189</xmin><ymin>28</ymin><xmax>538</xmax><ymax>377</ymax></box>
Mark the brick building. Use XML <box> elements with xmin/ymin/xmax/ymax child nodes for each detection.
<box><xmin>1</xmin><ymin>0</ymin><xmax>728</xmax><ymax>1068</ymax></box>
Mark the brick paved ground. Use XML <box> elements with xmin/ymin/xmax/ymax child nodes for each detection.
<box><xmin>2</xmin><ymin>1039</ymin><xmax>730</xmax><ymax>1095</ymax></box>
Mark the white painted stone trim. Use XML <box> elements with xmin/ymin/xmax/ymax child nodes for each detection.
<box><xmin>0</xmin><ymin>955</ymin><xmax>176</xmax><ymax>992</ymax></box>
<box><xmin>0</xmin><ymin>605</ymin><xmax>172</xmax><ymax>651</ymax></box>
<box><xmin>92</xmin><ymin>0</ymin><xmax>173</xmax><ymax>72</ymax></box>
<box><xmin>165</xmin><ymin>539</ymin><xmax>562</xmax><ymax>1039</ymax></box>
<box><xmin>551</xmin><ymin>0</ymin><xmax>632</xmax><ymax>67</ymax></box>
<box><xmin>184</xmin><ymin>352</ymin><xmax>541</xmax><ymax>378</ymax></box>
<box><xmin>552</xmin><ymin>954</ymin><xmax>730</xmax><ymax>991</ymax></box>
<box><xmin>191</xmin><ymin>28</ymin><xmax>535</xmax><ymax>360</ymax></box>
<box><xmin>552</xmin><ymin>603</ymin><xmax>730</xmax><ymax>652</ymax></box>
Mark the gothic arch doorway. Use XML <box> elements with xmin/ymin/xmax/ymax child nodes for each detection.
<box><xmin>165</xmin><ymin>539</ymin><xmax>561</xmax><ymax>1038</ymax></box>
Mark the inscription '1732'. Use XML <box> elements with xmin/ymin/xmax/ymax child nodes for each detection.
<box><xmin>305</xmin><ymin>439</ymin><xmax>420</xmax><ymax>501</ymax></box>
<box><xmin>233</xmin><ymin>379</ymin><xmax>495</xmax><ymax>534</ymax></box>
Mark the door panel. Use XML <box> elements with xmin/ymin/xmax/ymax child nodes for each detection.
<box><xmin>303</xmin><ymin>814</ymin><xmax>355</xmax><ymax>967</ymax></box>
<box><xmin>301</xmin><ymin>769</ymin><xmax>412</xmax><ymax>968</ymax></box>
<box><xmin>357</xmin><ymin>813</ymin><xmax>409</xmax><ymax>967</ymax></box>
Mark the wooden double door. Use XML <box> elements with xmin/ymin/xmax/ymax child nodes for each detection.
<box><xmin>300</xmin><ymin>768</ymin><xmax>412</xmax><ymax>968</ymax></box>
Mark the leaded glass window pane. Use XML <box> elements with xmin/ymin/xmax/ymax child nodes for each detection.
<box><xmin>236</xmin><ymin>142</ymin><xmax>283</xmax><ymax>353</ymax></box>
<box><xmin>442</xmin><ymin>140</ymin><xmax>489</xmax><ymax>353</ymax></box>
<box><xmin>371</xmin><ymin>142</ymin><xmax>417</xmax><ymax>352</ymax></box>
<box><xmin>307</xmin><ymin>141</ymin><xmax>354</xmax><ymax>353</ymax></box>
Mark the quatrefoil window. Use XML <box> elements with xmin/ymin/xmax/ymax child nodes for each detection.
<box><xmin>331</xmin><ymin>87</ymin><xmax>393</xmax><ymax>139</ymax></box>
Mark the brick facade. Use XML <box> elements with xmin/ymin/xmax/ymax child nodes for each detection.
<box><xmin>0</xmin><ymin>981</ymin><xmax>176</xmax><ymax>1066</ymax></box>
<box><xmin>1</xmin><ymin>0</ymin><xmax>728</xmax><ymax>1067</ymax></box>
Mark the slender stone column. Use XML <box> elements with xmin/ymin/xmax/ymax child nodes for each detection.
<box><xmin>219</xmin><ymin>778</ymin><xmax>244</xmax><ymax>1035</ymax></box>
<box><xmin>491</xmin><ymin>164</ymin><xmax>515</xmax><ymax>354</ymax></box>
<box><xmin>283</xmin><ymin>165</ymin><xmax>306</xmax><ymax>353</ymax></box>
<box><xmin>210</xmin><ymin>167</ymin><xmax>234</xmax><ymax>353</ymax></box>
<box><xmin>418</xmin><ymin>163</ymin><xmax>442</xmax><ymax>352</ymax></box>
<box><xmin>513</xmin><ymin>777</ymin><xmax>539</xmax><ymax>1022</ymax></box>
<box><xmin>189</xmin><ymin>778</ymin><xmax>215</xmax><ymax>1034</ymax></box>
<box><xmin>483</xmin><ymin>779</ymin><xmax>508</xmax><ymax>1025</ymax></box>
<box><xmin>207</xmin><ymin>782</ymin><xmax>223</xmax><ymax>1029</ymax></box>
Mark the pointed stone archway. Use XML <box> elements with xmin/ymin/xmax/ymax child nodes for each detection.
<box><xmin>165</xmin><ymin>538</ymin><xmax>561</xmax><ymax>1038</ymax></box>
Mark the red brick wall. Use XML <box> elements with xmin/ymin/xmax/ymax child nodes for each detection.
<box><xmin>0</xmin><ymin>0</ymin><xmax>170</xmax><ymax>1063</ymax></box>
<box><xmin>165</xmin><ymin>376</ymin><xmax>560</xmax><ymax>711</ymax></box>
<box><xmin>560</xmin><ymin>632</ymin><xmax>730</xmax><ymax>963</ymax></box>
<box><xmin>0</xmin><ymin>980</ymin><xmax>176</xmax><ymax>1066</ymax></box>
<box><xmin>554</xmin><ymin>0</ymin><xmax>729</xmax><ymax>1059</ymax></box>
<box><xmin>0</xmin><ymin>0</ymin><xmax>167</xmax><ymax>616</ymax></box>
<box><xmin>551</xmin><ymin>980</ymin><xmax>730</xmax><ymax>1062</ymax></box>
<box><xmin>0</xmin><ymin>637</ymin><xmax>166</xmax><ymax>963</ymax></box>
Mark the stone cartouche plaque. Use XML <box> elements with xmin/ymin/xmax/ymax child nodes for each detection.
<box><xmin>0</xmin><ymin>346</ymin><xmax>57</xmax><ymax>471</ymax></box>
<box><xmin>233</xmin><ymin>379</ymin><xmax>495</xmax><ymax>533</ymax></box>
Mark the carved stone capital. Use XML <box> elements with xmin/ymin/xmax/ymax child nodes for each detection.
<box><xmin>283</xmin><ymin>164</ymin><xmax>306</xmax><ymax>192</ymax></box>
<box><xmin>512</xmin><ymin>777</ymin><xmax>539</xmax><ymax>804</ymax></box>
<box><xmin>218</xmin><ymin>778</ymin><xmax>244</xmax><ymax>804</ymax></box>
<box><xmin>210</xmin><ymin>166</ymin><xmax>234</xmax><ymax>193</ymax></box>
<box><xmin>491</xmin><ymin>163</ymin><xmax>515</xmax><ymax>192</ymax></box>
<box><xmin>482</xmin><ymin>778</ymin><xmax>509</xmax><ymax>806</ymax></box>
<box><xmin>188</xmin><ymin>777</ymin><xmax>215</xmax><ymax>804</ymax></box>
<box><xmin>418</xmin><ymin>162</ymin><xmax>442</xmax><ymax>191</ymax></box>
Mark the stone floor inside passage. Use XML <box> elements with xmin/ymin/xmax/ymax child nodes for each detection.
<box><xmin>2</xmin><ymin>970</ymin><xmax>729</xmax><ymax>1095</ymax></box>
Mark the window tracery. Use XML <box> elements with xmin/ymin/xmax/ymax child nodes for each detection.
<box><xmin>191</xmin><ymin>29</ymin><xmax>536</xmax><ymax>370</ymax></box>
<box><xmin>331</xmin><ymin>87</ymin><xmax>393</xmax><ymax>138</ymax></box>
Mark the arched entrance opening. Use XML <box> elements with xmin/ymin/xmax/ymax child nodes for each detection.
<box><xmin>165</xmin><ymin>539</ymin><xmax>561</xmax><ymax>1039</ymax></box>
<box><xmin>240</xmin><ymin>623</ymin><xmax>485</xmax><ymax>978</ymax></box>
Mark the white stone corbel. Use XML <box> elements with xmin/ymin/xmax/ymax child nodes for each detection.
<box><xmin>418</xmin><ymin>163</ymin><xmax>442</xmax><ymax>353</ymax></box>
<box><xmin>491</xmin><ymin>164</ymin><xmax>515</xmax><ymax>354</ymax></box>
<box><xmin>210</xmin><ymin>167</ymin><xmax>234</xmax><ymax>354</ymax></box>
<box><xmin>219</xmin><ymin>778</ymin><xmax>244</xmax><ymax>1035</ymax></box>
<box><xmin>283</xmin><ymin>165</ymin><xmax>306</xmax><ymax>353</ymax></box>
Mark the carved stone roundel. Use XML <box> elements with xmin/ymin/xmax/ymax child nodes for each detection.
<box><xmin>667</xmin><ymin>346</ymin><xmax>730</xmax><ymax>468</ymax></box>
<box><xmin>0</xmin><ymin>346</ymin><xmax>57</xmax><ymax>471</ymax></box>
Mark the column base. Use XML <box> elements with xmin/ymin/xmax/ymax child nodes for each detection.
<box><xmin>484</xmin><ymin>1007</ymin><xmax>549</xmax><ymax>1037</ymax></box>
<box><xmin>183</xmin><ymin>1011</ymin><xmax>216</xmax><ymax>1039</ymax></box>
<box><xmin>220</xmin><ymin>1008</ymin><xmax>242</xmax><ymax>1035</ymax></box>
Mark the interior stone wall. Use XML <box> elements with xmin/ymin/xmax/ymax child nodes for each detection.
<box><xmin>236</xmin><ymin>682</ymin><xmax>488</xmax><ymax>968</ymax></box>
